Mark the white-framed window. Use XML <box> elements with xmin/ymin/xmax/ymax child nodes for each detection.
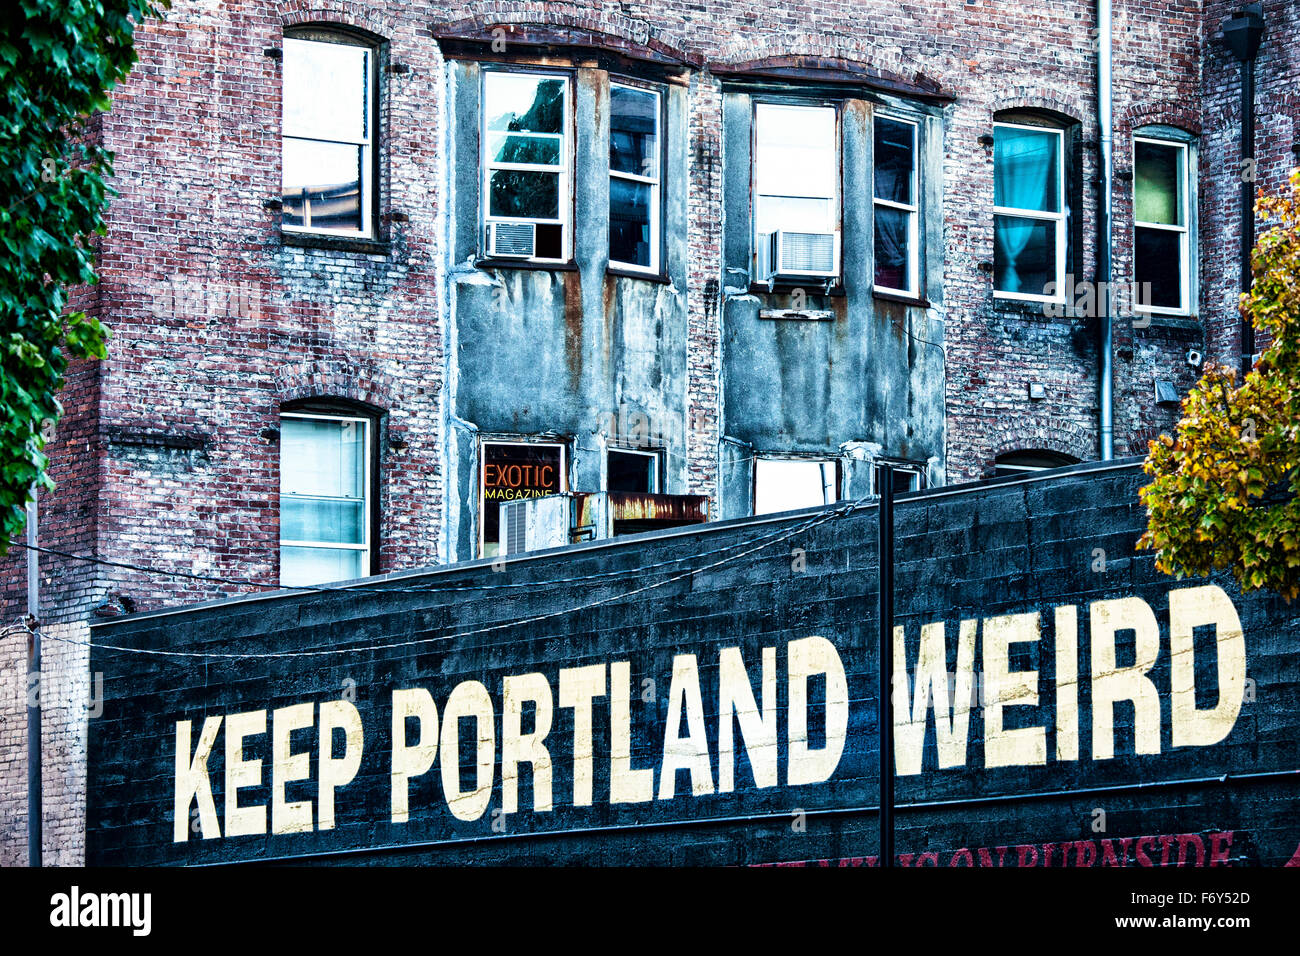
<box><xmin>871</xmin><ymin>461</ymin><xmax>927</xmax><ymax>496</ymax></box>
<box><xmin>609</xmin><ymin>82</ymin><xmax>662</xmax><ymax>273</ymax></box>
<box><xmin>753</xmin><ymin>102</ymin><xmax>840</xmax><ymax>281</ymax></box>
<box><xmin>993</xmin><ymin>121</ymin><xmax>1066</xmax><ymax>302</ymax></box>
<box><xmin>482</xmin><ymin>70</ymin><xmax>571</xmax><ymax>262</ymax></box>
<box><xmin>873</xmin><ymin>115</ymin><xmax>920</xmax><ymax>295</ymax></box>
<box><xmin>480</xmin><ymin>439</ymin><xmax>567</xmax><ymax>557</ymax></box>
<box><xmin>279</xmin><ymin>412</ymin><xmax>372</xmax><ymax>586</ymax></box>
<box><xmin>607</xmin><ymin>447</ymin><xmax>661</xmax><ymax>493</ymax></box>
<box><xmin>1133</xmin><ymin>136</ymin><xmax>1191</xmax><ymax>315</ymax></box>
<box><xmin>753</xmin><ymin>456</ymin><xmax>840</xmax><ymax>515</ymax></box>
<box><xmin>281</xmin><ymin>34</ymin><xmax>376</xmax><ymax>237</ymax></box>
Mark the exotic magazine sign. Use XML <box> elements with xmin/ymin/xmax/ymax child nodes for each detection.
<box><xmin>87</xmin><ymin>463</ymin><xmax>1300</xmax><ymax>865</ymax></box>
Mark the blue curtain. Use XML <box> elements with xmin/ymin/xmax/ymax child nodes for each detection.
<box><xmin>994</xmin><ymin>127</ymin><xmax>1055</xmax><ymax>293</ymax></box>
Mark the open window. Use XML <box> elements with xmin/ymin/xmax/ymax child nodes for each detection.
<box><xmin>993</xmin><ymin>121</ymin><xmax>1067</xmax><ymax>302</ymax></box>
<box><xmin>607</xmin><ymin>447</ymin><xmax>662</xmax><ymax>493</ymax></box>
<box><xmin>481</xmin><ymin>70</ymin><xmax>571</xmax><ymax>262</ymax></box>
<box><xmin>753</xmin><ymin>456</ymin><xmax>841</xmax><ymax>515</ymax></box>
<box><xmin>873</xmin><ymin>115</ymin><xmax>919</xmax><ymax>295</ymax></box>
<box><xmin>872</xmin><ymin>462</ymin><xmax>926</xmax><ymax>496</ymax></box>
<box><xmin>480</xmin><ymin>439</ymin><xmax>567</xmax><ymax>557</ymax></box>
<box><xmin>279</xmin><ymin>411</ymin><xmax>374</xmax><ymax>586</ymax></box>
<box><xmin>281</xmin><ymin>30</ymin><xmax>377</xmax><ymax>237</ymax></box>
<box><xmin>1133</xmin><ymin>135</ymin><xmax>1192</xmax><ymax>315</ymax></box>
<box><xmin>753</xmin><ymin>102</ymin><xmax>841</xmax><ymax>284</ymax></box>
<box><xmin>609</xmin><ymin>82</ymin><xmax>662</xmax><ymax>273</ymax></box>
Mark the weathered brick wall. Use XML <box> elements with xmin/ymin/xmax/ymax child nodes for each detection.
<box><xmin>5</xmin><ymin>0</ymin><xmax>1297</xmax><ymax>866</ymax></box>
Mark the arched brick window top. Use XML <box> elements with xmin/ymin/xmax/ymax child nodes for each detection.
<box><xmin>432</xmin><ymin>19</ymin><xmax>698</xmax><ymax>71</ymax></box>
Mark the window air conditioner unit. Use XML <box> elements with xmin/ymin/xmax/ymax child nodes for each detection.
<box><xmin>758</xmin><ymin>230</ymin><xmax>840</xmax><ymax>281</ymax></box>
<box><xmin>499</xmin><ymin>494</ymin><xmax>571</xmax><ymax>556</ymax></box>
<box><xmin>486</xmin><ymin>221</ymin><xmax>536</xmax><ymax>258</ymax></box>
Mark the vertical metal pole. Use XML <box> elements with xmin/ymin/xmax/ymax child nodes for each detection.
<box><xmin>26</xmin><ymin>483</ymin><xmax>42</xmax><ymax>867</ymax></box>
<box><xmin>1097</xmin><ymin>0</ymin><xmax>1114</xmax><ymax>461</ymax></box>
<box><xmin>1239</xmin><ymin>56</ymin><xmax>1256</xmax><ymax>376</ymax></box>
<box><xmin>877</xmin><ymin>463</ymin><xmax>895</xmax><ymax>868</ymax></box>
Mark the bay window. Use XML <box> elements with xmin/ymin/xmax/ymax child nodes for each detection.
<box><xmin>753</xmin><ymin>103</ymin><xmax>840</xmax><ymax>281</ymax></box>
<box><xmin>609</xmin><ymin>83</ymin><xmax>661</xmax><ymax>273</ymax></box>
<box><xmin>281</xmin><ymin>33</ymin><xmax>375</xmax><ymax>236</ymax></box>
<box><xmin>280</xmin><ymin>413</ymin><xmax>372</xmax><ymax>586</ymax></box>
<box><xmin>482</xmin><ymin>70</ymin><xmax>570</xmax><ymax>262</ymax></box>
<box><xmin>873</xmin><ymin>115</ymin><xmax>919</xmax><ymax>295</ymax></box>
<box><xmin>993</xmin><ymin>122</ymin><xmax>1066</xmax><ymax>302</ymax></box>
<box><xmin>1133</xmin><ymin>137</ymin><xmax>1190</xmax><ymax>314</ymax></box>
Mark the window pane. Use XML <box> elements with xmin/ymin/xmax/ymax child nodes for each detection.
<box><xmin>1135</xmin><ymin>226</ymin><xmax>1183</xmax><ymax>309</ymax></box>
<box><xmin>610</xmin><ymin>86</ymin><xmax>658</xmax><ymax>178</ymax></box>
<box><xmin>993</xmin><ymin>126</ymin><xmax>1059</xmax><ymax>213</ymax></box>
<box><xmin>755</xmin><ymin>104</ymin><xmax>836</xmax><ymax>200</ymax></box>
<box><xmin>994</xmin><ymin>214</ymin><xmax>1057</xmax><ymax>295</ymax></box>
<box><xmin>754</xmin><ymin>459</ymin><xmax>838</xmax><ymax>515</ymax></box>
<box><xmin>874</xmin><ymin>205</ymin><xmax>913</xmax><ymax>291</ymax></box>
<box><xmin>484</xmin><ymin>73</ymin><xmax>565</xmax><ymax>134</ymax></box>
<box><xmin>489</xmin><ymin>169</ymin><xmax>560</xmax><ymax>219</ymax></box>
<box><xmin>874</xmin><ymin>117</ymin><xmax>915</xmax><ymax>206</ymax></box>
<box><xmin>755</xmin><ymin>196</ymin><xmax>835</xmax><ymax>236</ymax></box>
<box><xmin>486</xmin><ymin>133</ymin><xmax>561</xmax><ymax>167</ymax></box>
<box><xmin>283</xmin><ymin>38</ymin><xmax>368</xmax><ymax>142</ymax></box>
<box><xmin>280</xmin><ymin>546</ymin><xmax>364</xmax><ymax>587</ymax></box>
<box><xmin>281</xmin><ymin>497</ymin><xmax>365</xmax><ymax>544</ymax></box>
<box><xmin>282</xmin><ymin>139</ymin><xmax>363</xmax><ymax>231</ymax></box>
<box><xmin>610</xmin><ymin>178</ymin><xmax>652</xmax><ymax>267</ymax></box>
<box><xmin>608</xmin><ymin>451</ymin><xmax>656</xmax><ymax>493</ymax></box>
<box><xmin>1135</xmin><ymin>140</ymin><xmax>1184</xmax><ymax>226</ymax></box>
<box><xmin>482</xmin><ymin>443</ymin><xmax>564</xmax><ymax>556</ymax></box>
<box><xmin>281</xmin><ymin>417</ymin><xmax>366</xmax><ymax>499</ymax></box>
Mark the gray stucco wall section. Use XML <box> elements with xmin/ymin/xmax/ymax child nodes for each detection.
<box><xmin>719</xmin><ymin>89</ymin><xmax>947</xmax><ymax>518</ymax></box>
<box><xmin>443</xmin><ymin>62</ymin><xmax>690</xmax><ymax>557</ymax></box>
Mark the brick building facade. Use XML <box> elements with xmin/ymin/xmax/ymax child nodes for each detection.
<box><xmin>2</xmin><ymin>0</ymin><xmax>1298</xmax><ymax>864</ymax></box>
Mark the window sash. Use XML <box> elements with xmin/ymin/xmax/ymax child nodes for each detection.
<box><xmin>279</xmin><ymin>414</ymin><xmax>372</xmax><ymax>587</ymax></box>
<box><xmin>1133</xmin><ymin>137</ymin><xmax>1190</xmax><ymax>315</ymax></box>
<box><xmin>482</xmin><ymin>71</ymin><xmax>571</xmax><ymax>257</ymax></box>
<box><xmin>609</xmin><ymin>82</ymin><xmax>662</xmax><ymax>273</ymax></box>
<box><xmin>991</xmin><ymin>122</ymin><xmax>1066</xmax><ymax>301</ymax></box>
<box><xmin>281</xmin><ymin>39</ymin><xmax>375</xmax><ymax>238</ymax></box>
<box><xmin>753</xmin><ymin>102</ymin><xmax>839</xmax><ymax>240</ymax></box>
<box><xmin>479</xmin><ymin>439</ymin><xmax>568</xmax><ymax>557</ymax></box>
<box><xmin>753</xmin><ymin>456</ymin><xmax>841</xmax><ymax>515</ymax></box>
<box><xmin>873</xmin><ymin>115</ymin><xmax>920</xmax><ymax>296</ymax></box>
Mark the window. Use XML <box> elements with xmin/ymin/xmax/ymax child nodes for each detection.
<box><xmin>607</xmin><ymin>447</ymin><xmax>661</xmax><ymax>493</ymax></box>
<box><xmin>1133</xmin><ymin>137</ymin><xmax>1190</xmax><ymax>314</ymax></box>
<box><xmin>993</xmin><ymin>450</ymin><xmax>1079</xmax><ymax>478</ymax></box>
<box><xmin>753</xmin><ymin>457</ymin><xmax>840</xmax><ymax>515</ymax></box>
<box><xmin>874</xmin><ymin>463</ymin><xmax>926</xmax><ymax>495</ymax></box>
<box><xmin>280</xmin><ymin>413</ymin><xmax>372</xmax><ymax>586</ymax></box>
<box><xmin>873</xmin><ymin>116</ymin><xmax>919</xmax><ymax>295</ymax></box>
<box><xmin>609</xmin><ymin>83</ymin><xmax>661</xmax><ymax>273</ymax></box>
<box><xmin>753</xmin><ymin>103</ymin><xmax>840</xmax><ymax>280</ymax></box>
<box><xmin>993</xmin><ymin>122</ymin><xmax>1066</xmax><ymax>301</ymax></box>
<box><xmin>482</xmin><ymin>71</ymin><xmax>570</xmax><ymax>261</ymax></box>
<box><xmin>480</xmin><ymin>440</ymin><xmax>566</xmax><ymax>557</ymax></box>
<box><xmin>281</xmin><ymin>34</ymin><xmax>375</xmax><ymax>236</ymax></box>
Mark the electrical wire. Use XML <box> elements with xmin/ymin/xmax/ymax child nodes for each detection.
<box><xmin>18</xmin><ymin>493</ymin><xmax>869</xmax><ymax>661</ymax></box>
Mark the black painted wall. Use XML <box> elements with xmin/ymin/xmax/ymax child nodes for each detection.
<box><xmin>87</xmin><ymin>460</ymin><xmax>1300</xmax><ymax>865</ymax></box>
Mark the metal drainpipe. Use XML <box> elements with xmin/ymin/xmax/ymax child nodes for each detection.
<box><xmin>1223</xmin><ymin>5</ymin><xmax>1266</xmax><ymax>379</ymax></box>
<box><xmin>1098</xmin><ymin>0</ymin><xmax>1114</xmax><ymax>461</ymax></box>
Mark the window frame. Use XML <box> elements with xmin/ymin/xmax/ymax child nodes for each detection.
<box><xmin>606</xmin><ymin>445</ymin><xmax>663</xmax><ymax>493</ymax></box>
<box><xmin>991</xmin><ymin>120</ymin><xmax>1068</xmax><ymax>305</ymax></box>
<box><xmin>750</xmin><ymin>98</ymin><xmax>843</xmax><ymax>279</ymax></box>
<box><xmin>280</xmin><ymin>29</ymin><xmax>379</xmax><ymax>240</ymax></box>
<box><xmin>479</xmin><ymin>66</ymin><xmax>574</xmax><ymax>265</ymax></box>
<box><xmin>278</xmin><ymin>410</ymin><xmax>374</xmax><ymax>585</ymax></box>
<box><xmin>752</xmin><ymin>453</ymin><xmax>843</xmax><ymax>516</ymax></box>
<box><xmin>1132</xmin><ymin>135</ymin><xmax>1192</xmax><ymax>317</ymax></box>
<box><xmin>478</xmin><ymin>437</ymin><xmax>569</xmax><ymax>557</ymax></box>
<box><xmin>872</xmin><ymin>112</ymin><xmax>921</xmax><ymax>297</ymax></box>
<box><xmin>607</xmin><ymin>78</ymin><xmax>665</xmax><ymax>276</ymax></box>
<box><xmin>869</xmin><ymin>460</ymin><xmax>927</xmax><ymax>496</ymax></box>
